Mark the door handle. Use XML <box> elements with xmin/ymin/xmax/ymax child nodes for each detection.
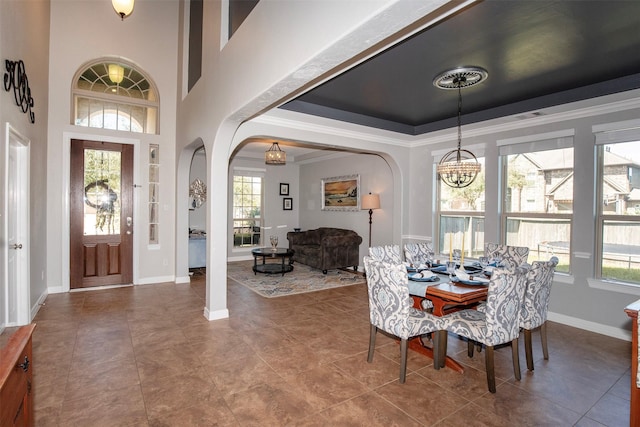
<box><xmin>126</xmin><ymin>217</ymin><xmax>132</xmax><ymax>227</ymax></box>
<box><xmin>11</xmin><ymin>243</ymin><xmax>23</xmax><ymax>249</ymax></box>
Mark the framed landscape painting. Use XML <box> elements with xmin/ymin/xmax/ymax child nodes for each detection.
<box><xmin>321</xmin><ymin>174</ymin><xmax>360</xmax><ymax>211</ymax></box>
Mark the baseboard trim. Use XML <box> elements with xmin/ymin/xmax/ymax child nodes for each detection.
<box><xmin>548</xmin><ymin>311</ymin><xmax>631</xmax><ymax>342</ymax></box>
<box><xmin>175</xmin><ymin>275</ymin><xmax>191</xmax><ymax>284</ymax></box>
<box><xmin>228</xmin><ymin>255</ymin><xmax>253</xmax><ymax>262</ymax></box>
<box><xmin>30</xmin><ymin>290</ymin><xmax>48</xmax><ymax>321</ymax></box>
<box><xmin>204</xmin><ymin>307</ymin><xmax>229</xmax><ymax>320</ymax></box>
<box><xmin>137</xmin><ymin>275</ymin><xmax>175</xmax><ymax>285</ymax></box>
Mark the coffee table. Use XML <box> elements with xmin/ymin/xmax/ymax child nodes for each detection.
<box><xmin>251</xmin><ymin>247</ymin><xmax>294</xmax><ymax>276</ymax></box>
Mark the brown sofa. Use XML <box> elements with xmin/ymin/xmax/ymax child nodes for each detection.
<box><xmin>287</xmin><ymin>227</ymin><xmax>363</xmax><ymax>274</ymax></box>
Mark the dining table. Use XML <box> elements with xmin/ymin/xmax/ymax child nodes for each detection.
<box><xmin>406</xmin><ymin>264</ymin><xmax>489</xmax><ymax>373</ymax></box>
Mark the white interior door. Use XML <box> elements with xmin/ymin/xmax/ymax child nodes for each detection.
<box><xmin>5</xmin><ymin>124</ymin><xmax>30</xmax><ymax>327</ymax></box>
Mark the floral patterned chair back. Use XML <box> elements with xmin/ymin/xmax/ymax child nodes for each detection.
<box><xmin>484</xmin><ymin>242</ymin><xmax>529</xmax><ymax>270</ymax></box>
<box><xmin>363</xmin><ymin>256</ymin><xmax>443</xmax><ymax>383</ymax></box>
<box><xmin>368</xmin><ymin>245</ymin><xmax>403</xmax><ymax>265</ymax></box>
<box><xmin>403</xmin><ymin>242</ymin><xmax>434</xmax><ymax>267</ymax></box>
<box><xmin>520</xmin><ymin>256</ymin><xmax>558</xmax><ymax>371</ymax></box>
<box><xmin>483</xmin><ymin>266</ymin><xmax>530</xmax><ymax>345</ymax></box>
<box><xmin>439</xmin><ymin>265</ymin><xmax>529</xmax><ymax>392</ymax></box>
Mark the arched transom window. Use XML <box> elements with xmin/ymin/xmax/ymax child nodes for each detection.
<box><xmin>73</xmin><ymin>59</ymin><xmax>159</xmax><ymax>134</ymax></box>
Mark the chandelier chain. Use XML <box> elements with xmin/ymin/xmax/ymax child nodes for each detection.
<box><xmin>434</xmin><ymin>68</ymin><xmax>486</xmax><ymax>189</ymax></box>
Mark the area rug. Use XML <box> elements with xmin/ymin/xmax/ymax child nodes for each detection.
<box><xmin>227</xmin><ymin>260</ymin><xmax>365</xmax><ymax>298</ymax></box>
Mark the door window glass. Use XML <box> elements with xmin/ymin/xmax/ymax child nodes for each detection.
<box><xmin>83</xmin><ymin>149</ymin><xmax>122</xmax><ymax>235</ymax></box>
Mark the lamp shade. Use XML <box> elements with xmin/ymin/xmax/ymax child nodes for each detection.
<box><xmin>112</xmin><ymin>0</ymin><xmax>135</xmax><ymax>20</ymax></box>
<box><xmin>108</xmin><ymin>64</ymin><xmax>125</xmax><ymax>84</ymax></box>
<box><xmin>361</xmin><ymin>193</ymin><xmax>380</xmax><ymax>210</ymax></box>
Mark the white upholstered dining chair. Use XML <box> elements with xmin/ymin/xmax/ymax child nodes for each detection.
<box><xmin>403</xmin><ymin>242</ymin><xmax>434</xmax><ymax>267</ymax></box>
<box><xmin>520</xmin><ymin>256</ymin><xmax>558</xmax><ymax>371</ymax></box>
<box><xmin>368</xmin><ymin>245</ymin><xmax>403</xmax><ymax>264</ymax></box>
<box><xmin>363</xmin><ymin>256</ymin><xmax>444</xmax><ymax>383</ymax></box>
<box><xmin>437</xmin><ymin>265</ymin><xmax>530</xmax><ymax>393</ymax></box>
<box><xmin>484</xmin><ymin>242</ymin><xmax>529</xmax><ymax>270</ymax></box>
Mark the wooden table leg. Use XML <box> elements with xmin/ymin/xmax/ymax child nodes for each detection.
<box><xmin>410</xmin><ymin>295</ymin><xmax>465</xmax><ymax>373</ymax></box>
<box><xmin>408</xmin><ymin>336</ymin><xmax>466</xmax><ymax>373</ymax></box>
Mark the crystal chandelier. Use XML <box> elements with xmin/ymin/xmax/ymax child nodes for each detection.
<box><xmin>265</xmin><ymin>142</ymin><xmax>286</xmax><ymax>165</ymax></box>
<box><xmin>433</xmin><ymin>66</ymin><xmax>487</xmax><ymax>188</ymax></box>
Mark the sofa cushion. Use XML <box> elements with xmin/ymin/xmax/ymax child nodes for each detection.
<box><xmin>297</xmin><ymin>244</ymin><xmax>321</xmax><ymax>257</ymax></box>
<box><xmin>305</xmin><ymin>229</ymin><xmax>321</xmax><ymax>245</ymax></box>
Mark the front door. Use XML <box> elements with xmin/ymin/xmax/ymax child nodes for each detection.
<box><xmin>70</xmin><ymin>140</ymin><xmax>133</xmax><ymax>288</ymax></box>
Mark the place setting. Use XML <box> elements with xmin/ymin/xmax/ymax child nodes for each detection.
<box><xmin>403</xmin><ymin>245</ymin><xmax>500</xmax><ymax>286</ymax></box>
<box><xmin>442</xmin><ymin>250</ymin><xmax>492</xmax><ymax>286</ymax></box>
<box><xmin>408</xmin><ymin>269</ymin><xmax>440</xmax><ymax>282</ymax></box>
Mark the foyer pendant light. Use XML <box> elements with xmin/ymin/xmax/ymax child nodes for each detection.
<box><xmin>433</xmin><ymin>66</ymin><xmax>487</xmax><ymax>188</ymax></box>
<box><xmin>108</xmin><ymin>64</ymin><xmax>125</xmax><ymax>84</ymax></box>
<box><xmin>265</xmin><ymin>142</ymin><xmax>286</xmax><ymax>165</ymax></box>
<box><xmin>112</xmin><ymin>0</ymin><xmax>135</xmax><ymax>20</ymax></box>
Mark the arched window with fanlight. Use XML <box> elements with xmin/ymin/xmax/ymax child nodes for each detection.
<box><xmin>72</xmin><ymin>59</ymin><xmax>159</xmax><ymax>134</ymax></box>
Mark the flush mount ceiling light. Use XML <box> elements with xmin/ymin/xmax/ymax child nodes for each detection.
<box><xmin>108</xmin><ymin>64</ymin><xmax>125</xmax><ymax>84</ymax></box>
<box><xmin>265</xmin><ymin>142</ymin><xmax>286</xmax><ymax>165</ymax></box>
<box><xmin>433</xmin><ymin>66</ymin><xmax>487</xmax><ymax>188</ymax></box>
<box><xmin>112</xmin><ymin>0</ymin><xmax>135</xmax><ymax>20</ymax></box>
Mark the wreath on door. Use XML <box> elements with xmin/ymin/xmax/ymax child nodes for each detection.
<box><xmin>84</xmin><ymin>179</ymin><xmax>118</xmax><ymax>232</ymax></box>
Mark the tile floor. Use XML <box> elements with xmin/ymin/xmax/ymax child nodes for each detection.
<box><xmin>31</xmin><ymin>272</ymin><xmax>631</xmax><ymax>426</ymax></box>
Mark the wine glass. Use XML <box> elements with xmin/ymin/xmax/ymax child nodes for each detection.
<box><xmin>446</xmin><ymin>261</ymin><xmax>457</xmax><ymax>281</ymax></box>
<box><xmin>479</xmin><ymin>256</ymin><xmax>489</xmax><ymax>276</ymax></box>
<box><xmin>453</xmin><ymin>249</ymin><xmax>461</xmax><ymax>267</ymax></box>
<box><xmin>426</xmin><ymin>250</ymin><xmax>435</xmax><ymax>269</ymax></box>
<box><xmin>269</xmin><ymin>235</ymin><xmax>278</xmax><ymax>251</ymax></box>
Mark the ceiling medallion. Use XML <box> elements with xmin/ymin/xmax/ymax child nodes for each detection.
<box><xmin>433</xmin><ymin>66</ymin><xmax>487</xmax><ymax>188</ymax></box>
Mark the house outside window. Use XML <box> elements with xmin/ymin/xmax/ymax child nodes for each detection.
<box><xmin>596</xmin><ymin>140</ymin><xmax>640</xmax><ymax>284</ymax></box>
<box><xmin>500</xmin><ymin>141</ymin><xmax>573</xmax><ymax>273</ymax></box>
<box><xmin>232</xmin><ymin>174</ymin><xmax>263</xmax><ymax>247</ymax></box>
<box><xmin>436</xmin><ymin>157</ymin><xmax>485</xmax><ymax>260</ymax></box>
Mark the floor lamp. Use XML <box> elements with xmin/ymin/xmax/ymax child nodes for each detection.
<box><xmin>361</xmin><ymin>193</ymin><xmax>380</xmax><ymax>247</ymax></box>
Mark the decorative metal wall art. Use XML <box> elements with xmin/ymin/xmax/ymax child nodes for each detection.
<box><xmin>4</xmin><ymin>60</ymin><xmax>35</xmax><ymax>123</ymax></box>
<box><xmin>189</xmin><ymin>178</ymin><xmax>207</xmax><ymax>209</ymax></box>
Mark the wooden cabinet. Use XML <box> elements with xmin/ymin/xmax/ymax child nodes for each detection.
<box><xmin>625</xmin><ymin>300</ymin><xmax>640</xmax><ymax>427</ymax></box>
<box><xmin>0</xmin><ymin>324</ymin><xmax>36</xmax><ymax>427</ymax></box>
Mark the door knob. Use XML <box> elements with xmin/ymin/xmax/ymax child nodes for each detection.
<box><xmin>11</xmin><ymin>243</ymin><xmax>23</xmax><ymax>249</ymax></box>
<box><xmin>126</xmin><ymin>216</ymin><xmax>132</xmax><ymax>227</ymax></box>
